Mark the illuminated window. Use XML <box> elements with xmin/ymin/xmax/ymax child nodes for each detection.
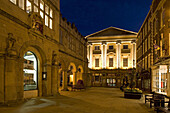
<box><xmin>50</xmin><ymin>8</ymin><xmax>53</xmax><ymax>18</ymax></box>
<box><xmin>34</xmin><ymin>6</ymin><xmax>38</xmax><ymax>12</ymax></box>
<box><xmin>123</xmin><ymin>45</ymin><xmax>128</xmax><ymax>49</ymax></box>
<box><xmin>95</xmin><ymin>59</ymin><xmax>99</xmax><ymax>67</ymax></box>
<box><xmin>40</xmin><ymin>0</ymin><xmax>44</xmax><ymax>10</ymax></box>
<box><xmin>109</xmin><ymin>58</ymin><xmax>113</xmax><ymax>67</ymax></box>
<box><xmin>49</xmin><ymin>19</ymin><xmax>52</xmax><ymax>29</ymax></box>
<box><xmin>109</xmin><ymin>45</ymin><xmax>113</xmax><ymax>49</ymax></box>
<box><xmin>10</xmin><ymin>0</ymin><xmax>16</xmax><ymax>4</ymax></box>
<box><xmin>123</xmin><ymin>58</ymin><xmax>128</xmax><ymax>67</ymax></box>
<box><xmin>34</xmin><ymin>0</ymin><xmax>38</xmax><ymax>6</ymax></box>
<box><xmin>26</xmin><ymin>0</ymin><xmax>32</xmax><ymax>13</ymax></box>
<box><xmin>45</xmin><ymin>15</ymin><xmax>48</xmax><ymax>26</ymax></box>
<box><xmin>45</xmin><ymin>4</ymin><xmax>49</xmax><ymax>14</ymax></box>
<box><xmin>95</xmin><ymin>46</ymin><xmax>100</xmax><ymax>50</ymax></box>
<box><xmin>19</xmin><ymin>0</ymin><xmax>25</xmax><ymax>10</ymax></box>
<box><xmin>40</xmin><ymin>11</ymin><xmax>44</xmax><ymax>18</ymax></box>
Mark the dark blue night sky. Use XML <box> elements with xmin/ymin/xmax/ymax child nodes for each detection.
<box><xmin>60</xmin><ymin>0</ymin><xmax>152</xmax><ymax>36</ymax></box>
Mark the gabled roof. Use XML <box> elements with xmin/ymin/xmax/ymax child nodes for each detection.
<box><xmin>85</xmin><ymin>26</ymin><xmax>137</xmax><ymax>39</ymax></box>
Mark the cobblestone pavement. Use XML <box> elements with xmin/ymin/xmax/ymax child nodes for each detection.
<box><xmin>0</xmin><ymin>87</ymin><xmax>155</xmax><ymax>113</ymax></box>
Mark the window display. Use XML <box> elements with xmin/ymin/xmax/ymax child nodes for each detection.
<box><xmin>23</xmin><ymin>51</ymin><xmax>38</xmax><ymax>91</ymax></box>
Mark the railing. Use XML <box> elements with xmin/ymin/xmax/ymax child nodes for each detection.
<box><xmin>121</xmin><ymin>49</ymin><xmax>130</xmax><ymax>53</ymax></box>
<box><xmin>93</xmin><ymin>50</ymin><xmax>101</xmax><ymax>54</ymax></box>
<box><xmin>107</xmin><ymin>49</ymin><xmax>116</xmax><ymax>53</ymax></box>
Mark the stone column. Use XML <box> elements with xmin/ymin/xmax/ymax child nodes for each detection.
<box><xmin>116</xmin><ymin>41</ymin><xmax>121</xmax><ymax>68</ymax></box>
<box><xmin>61</xmin><ymin>70</ymin><xmax>69</xmax><ymax>91</ymax></box>
<box><xmin>133</xmin><ymin>42</ymin><xmax>136</xmax><ymax>68</ymax></box>
<box><xmin>46</xmin><ymin>64</ymin><xmax>52</xmax><ymax>96</ymax></box>
<box><xmin>89</xmin><ymin>43</ymin><xmax>93</xmax><ymax>68</ymax></box>
<box><xmin>73</xmin><ymin>72</ymin><xmax>77</xmax><ymax>85</ymax></box>
<box><xmin>102</xmin><ymin>42</ymin><xmax>106</xmax><ymax>68</ymax></box>
<box><xmin>51</xmin><ymin>65</ymin><xmax>59</xmax><ymax>95</ymax></box>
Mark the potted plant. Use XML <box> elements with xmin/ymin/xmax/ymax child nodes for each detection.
<box><xmin>124</xmin><ymin>68</ymin><xmax>142</xmax><ymax>99</ymax></box>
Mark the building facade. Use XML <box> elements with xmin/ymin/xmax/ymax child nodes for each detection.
<box><xmin>136</xmin><ymin>0</ymin><xmax>170</xmax><ymax>95</ymax></box>
<box><xmin>0</xmin><ymin>0</ymin><xmax>87</xmax><ymax>104</ymax></box>
<box><xmin>86</xmin><ymin>27</ymin><xmax>137</xmax><ymax>87</ymax></box>
<box><xmin>59</xmin><ymin>16</ymin><xmax>88</xmax><ymax>91</ymax></box>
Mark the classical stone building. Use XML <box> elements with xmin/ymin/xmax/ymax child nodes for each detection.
<box><xmin>86</xmin><ymin>27</ymin><xmax>137</xmax><ymax>87</ymax></box>
<box><xmin>136</xmin><ymin>0</ymin><xmax>170</xmax><ymax>94</ymax></box>
<box><xmin>0</xmin><ymin>0</ymin><xmax>87</xmax><ymax>104</ymax></box>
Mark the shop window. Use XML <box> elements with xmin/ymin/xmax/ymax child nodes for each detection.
<box><xmin>40</xmin><ymin>0</ymin><xmax>44</xmax><ymax>10</ymax></box>
<box><xmin>23</xmin><ymin>51</ymin><xmax>38</xmax><ymax>91</ymax></box>
<box><xmin>10</xmin><ymin>0</ymin><xmax>17</xmax><ymax>4</ymax></box>
<box><xmin>95</xmin><ymin>76</ymin><xmax>99</xmax><ymax>82</ymax></box>
<box><xmin>26</xmin><ymin>0</ymin><xmax>32</xmax><ymax>13</ymax></box>
<box><xmin>95</xmin><ymin>46</ymin><xmax>100</xmax><ymax>50</ymax></box>
<box><xmin>95</xmin><ymin>58</ymin><xmax>99</xmax><ymax>67</ymax></box>
<box><xmin>123</xmin><ymin>45</ymin><xmax>128</xmax><ymax>49</ymax></box>
<box><xmin>109</xmin><ymin>58</ymin><xmax>113</xmax><ymax>67</ymax></box>
<box><xmin>109</xmin><ymin>45</ymin><xmax>113</xmax><ymax>49</ymax></box>
<box><xmin>19</xmin><ymin>0</ymin><xmax>25</xmax><ymax>10</ymax></box>
<box><xmin>123</xmin><ymin>58</ymin><xmax>128</xmax><ymax>67</ymax></box>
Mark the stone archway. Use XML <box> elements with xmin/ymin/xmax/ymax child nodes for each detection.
<box><xmin>19</xmin><ymin>45</ymin><xmax>47</xmax><ymax>98</ymax></box>
<box><xmin>77</xmin><ymin>65</ymin><xmax>84</xmax><ymax>81</ymax></box>
<box><xmin>68</xmin><ymin>62</ymin><xmax>77</xmax><ymax>86</ymax></box>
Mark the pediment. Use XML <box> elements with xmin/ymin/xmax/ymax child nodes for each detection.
<box><xmin>86</xmin><ymin>27</ymin><xmax>137</xmax><ymax>38</ymax></box>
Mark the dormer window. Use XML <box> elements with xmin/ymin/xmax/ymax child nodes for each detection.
<box><xmin>95</xmin><ymin>46</ymin><xmax>100</xmax><ymax>50</ymax></box>
<box><xmin>123</xmin><ymin>45</ymin><xmax>128</xmax><ymax>49</ymax></box>
<box><xmin>109</xmin><ymin>45</ymin><xmax>113</xmax><ymax>50</ymax></box>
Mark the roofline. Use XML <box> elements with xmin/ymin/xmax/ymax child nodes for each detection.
<box><xmin>85</xmin><ymin>26</ymin><xmax>137</xmax><ymax>39</ymax></box>
<box><xmin>87</xmin><ymin>35</ymin><xmax>137</xmax><ymax>40</ymax></box>
<box><xmin>138</xmin><ymin>9</ymin><xmax>151</xmax><ymax>35</ymax></box>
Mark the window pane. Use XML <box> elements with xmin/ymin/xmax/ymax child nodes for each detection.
<box><xmin>34</xmin><ymin>6</ymin><xmax>38</xmax><ymax>12</ymax></box>
<box><xmin>34</xmin><ymin>0</ymin><xmax>38</xmax><ymax>6</ymax></box>
<box><xmin>45</xmin><ymin>4</ymin><xmax>49</xmax><ymax>14</ymax></box>
<box><xmin>40</xmin><ymin>0</ymin><xmax>44</xmax><ymax>10</ymax></box>
<box><xmin>109</xmin><ymin>45</ymin><xmax>113</xmax><ymax>49</ymax></box>
<box><xmin>95</xmin><ymin>59</ymin><xmax>99</xmax><ymax>67</ymax></box>
<box><xmin>109</xmin><ymin>58</ymin><xmax>113</xmax><ymax>67</ymax></box>
<box><xmin>10</xmin><ymin>0</ymin><xmax>17</xmax><ymax>4</ymax></box>
<box><xmin>19</xmin><ymin>0</ymin><xmax>25</xmax><ymax>10</ymax></box>
<box><xmin>40</xmin><ymin>11</ymin><xmax>44</xmax><ymax>18</ymax></box>
<box><xmin>123</xmin><ymin>58</ymin><xmax>128</xmax><ymax>67</ymax></box>
<box><xmin>49</xmin><ymin>19</ymin><xmax>52</xmax><ymax>29</ymax></box>
<box><xmin>123</xmin><ymin>45</ymin><xmax>128</xmax><ymax>49</ymax></box>
<box><xmin>45</xmin><ymin>15</ymin><xmax>48</xmax><ymax>26</ymax></box>
<box><xmin>26</xmin><ymin>0</ymin><xmax>32</xmax><ymax>13</ymax></box>
<box><xmin>24</xmin><ymin>51</ymin><xmax>38</xmax><ymax>91</ymax></box>
<box><xmin>50</xmin><ymin>8</ymin><xmax>53</xmax><ymax>18</ymax></box>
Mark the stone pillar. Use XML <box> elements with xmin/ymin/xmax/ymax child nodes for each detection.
<box><xmin>116</xmin><ymin>41</ymin><xmax>121</xmax><ymax>68</ymax></box>
<box><xmin>46</xmin><ymin>64</ymin><xmax>52</xmax><ymax>96</ymax></box>
<box><xmin>0</xmin><ymin>53</ymin><xmax>5</xmax><ymax>103</ymax></box>
<box><xmin>102</xmin><ymin>42</ymin><xmax>106</xmax><ymax>68</ymax></box>
<box><xmin>51</xmin><ymin>65</ymin><xmax>59</xmax><ymax>95</ymax></box>
<box><xmin>4</xmin><ymin>55</ymin><xmax>19</xmax><ymax>103</ymax></box>
<box><xmin>133</xmin><ymin>43</ymin><xmax>136</xmax><ymax>68</ymax></box>
<box><xmin>62</xmin><ymin>70</ymin><xmax>69</xmax><ymax>91</ymax></box>
<box><xmin>73</xmin><ymin>72</ymin><xmax>77</xmax><ymax>85</ymax></box>
<box><xmin>89</xmin><ymin>44</ymin><xmax>93</xmax><ymax>68</ymax></box>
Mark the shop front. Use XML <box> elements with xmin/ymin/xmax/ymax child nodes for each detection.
<box><xmin>152</xmin><ymin>65</ymin><xmax>168</xmax><ymax>95</ymax></box>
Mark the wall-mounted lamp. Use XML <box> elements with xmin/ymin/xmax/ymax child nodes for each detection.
<box><xmin>42</xmin><ymin>72</ymin><xmax>47</xmax><ymax>80</ymax></box>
